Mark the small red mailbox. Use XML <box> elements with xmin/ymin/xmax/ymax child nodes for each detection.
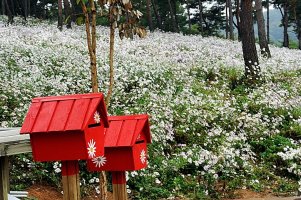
<box><xmin>87</xmin><ymin>114</ymin><xmax>151</xmax><ymax>171</ymax></box>
<box><xmin>20</xmin><ymin>93</ymin><xmax>109</xmax><ymax>162</ymax></box>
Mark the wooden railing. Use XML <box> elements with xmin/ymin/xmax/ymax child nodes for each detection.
<box><xmin>0</xmin><ymin>128</ymin><xmax>31</xmax><ymax>200</ymax></box>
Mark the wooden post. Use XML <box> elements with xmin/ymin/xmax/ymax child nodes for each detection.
<box><xmin>112</xmin><ymin>171</ymin><xmax>127</xmax><ymax>200</ymax></box>
<box><xmin>0</xmin><ymin>156</ymin><xmax>9</xmax><ymax>200</ymax></box>
<box><xmin>61</xmin><ymin>161</ymin><xmax>80</xmax><ymax>200</ymax></box>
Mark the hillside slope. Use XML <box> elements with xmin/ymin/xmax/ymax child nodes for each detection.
<box><xmin>1</xmin><ymin>17</ymin><xmax>301</xmax><ymax>199</ymax></box>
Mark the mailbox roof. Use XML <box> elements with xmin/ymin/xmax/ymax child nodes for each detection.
<box><xmin>104</xmin><ymin>114</ymin><xmax>151</xmax><ymax>147</ymax></box>
<box><xmin>20</xmin><ymin>93</ymin><xmax>109</xmax><ymax>134</ymax></box>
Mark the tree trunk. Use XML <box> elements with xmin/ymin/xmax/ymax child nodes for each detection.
<box><xmin>24</xmin><ymin>0</ymin><xmax>28</xmax><ymax>20</ymax></box>
<box><xmin>152</xmin><ymin>0</ymin><xmax>162</xmax><ymax>29</ymax></box>
<box><xmin>240</xmin><ymin>0</ymin><xmax>260</xmax><ymax>83</ymax></box>
<box><xmin>255</xmin><ymin>0</ymin><xmax>271</xmax><ymax>58</ymax></box>
<box><xmin>198</xmin><ymin>0</ymin><xmax>203</xmax><ymax>34</ymax></box>
<box><xmin>186</xmin><ymin>1</ymin><xmax>191</xmax><ymax>31</ymax></box>
<box><xmin>70</xmin><ymin>0</ymin><xmax>76</xmax><ymax>22</ymax></box>
<box><xmin>28</xmin><ymin>0</ymin><xmax>30</xmax><ymax>16</ymax></box>
<box><xmin>297</xmin><ymin>19</ymin><xmax>301</xmax><ymax>50</ymax></box>
<box><xmin>63</xmin><ymin>0</ymin><xmax>72</xmax><ymax>28</ymax></box>
<box><xmin>58</xmin><ymin>0</ymin><xmax>63</xmax><ymax>31</ymax></box>
<box><xmin>283</xmin><ymin>1</ymin><xmax>289</xmax><ymax>47</ymax></box>
<box><xmin>146</xmin><ymin>0</ymin><xmax>153</xmax><ymax>31</ymax></box>
<box><xmin>266</xmin><ymin>0</ymin><xmax>270</xmax><ymax>43</ymax></box>
<box><xmin>235</xmin><ymin>0</ymin><xmax>241</xmax><ymax>40</ymax></box>
<box><xmin>226</xmin><ymin>0</ymin><xmax>229</xmax><ymax>39</ymax></box>
<box><xmin>4</xmin><ymin>0</ymin><xmax>13</xmax><ymax>24</ymax></box>
<box><xmin>1</xmin><ymin>0</ymin><xmax>5</xmax><ymax>15</ymax></box>
<box><xmin>167</xmin><ymin>0</ymin><xmax>178</xmax><ymax>32</ymax></box>
<box><xmin>228</xmin><ymin>0</ymin><xmax>234</xmax><ymax>40</ymax></box>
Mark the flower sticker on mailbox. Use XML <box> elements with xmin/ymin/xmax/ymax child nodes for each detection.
<box><xmin>94</xmin><ymin>111</ymin><xmax>101</xmax><ymax>124</ymax></box>
<box><xmin>140</xmin><ymin>149</ymin><xmax>146</xmax><ymax>164</ymax></box>
<box><xmin>87</xmin><ymin>139</ymin><xmax>97</xmax><ymax>158</ymax></box>
<box><xmin>92</xmin><ymin>156</ymin><xmax>107</xmax><ymax>168</ymax></box>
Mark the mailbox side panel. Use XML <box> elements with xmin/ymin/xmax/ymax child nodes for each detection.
<box><xmin>84</xmin><ymin>125</ymin><xmax>104</xmax><ymax>159</ymax></box>
<box><xmin>30</xmin><ymin>131</ymin><xmax>87</xmax><ymax>161</ymax></box>
<box><xmin>88</xmin><ymin>147</ymin><xmax>134</xmax><ymax>171</ymax></box>
<box><xmin>133</xmin><ymin>143</ymin><xmax>148</xmax><ymax>170</ymax></box>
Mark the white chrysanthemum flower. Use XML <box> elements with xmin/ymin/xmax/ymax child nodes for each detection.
<box><xmin>92</xmin><ymin>156</ymin><xmax>107</xmax><ymax>168</ymax></box>
<box><xmin>87</xmin><ymin>139</ymin><xmax>96</xmax><ymax>158</ymax></box>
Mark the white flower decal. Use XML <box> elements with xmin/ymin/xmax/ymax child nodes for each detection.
<box><xmin>140</xmin><ymin>149</ymin><xmax>146</xmax><ymax>164</ymax></box>
<box><xmin>92</xmin><ymin>156</ymin><xmax>107</xmax><ymax>168</ymax></box>
<box><xmin>94</xmin><ymin>111</ymin><xmax>101</xmax><ymax>123</ymax></box>
<box><xmin>87</xmin><ymin>139</ymin><xmax>96</xmax><ymax>158</ymax></box>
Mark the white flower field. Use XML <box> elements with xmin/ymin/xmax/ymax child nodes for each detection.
<box><xmin>1</xmin><ymin>17</ymin><xmax>301</xmax><ymax>199</ymax></box>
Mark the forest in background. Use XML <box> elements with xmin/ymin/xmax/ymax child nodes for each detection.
<box><xmin>1</xmin><ymin>0</ymin><xmax>301</xmax><ymax>48</ymax></box>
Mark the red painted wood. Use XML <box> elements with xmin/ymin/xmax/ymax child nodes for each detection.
<box><xmin>111</xmin><ymin>171</ymin><xmax>126</xmax><ymax>184</ymax></box>
<box><xmin>131</xmin><ymin>119</ymin><xmax>147</xmax><ymax>144</ymax></box>
<box><xmin>62</xmin><ymin>161</ymin><xmax>79</xmax><ymax>176</ymax></box>
<box><xmin>30</xmin><ymin>131</ymin><xmax>87</xmax><ymax>161</ymax></box>
<box><xmin>65</xmin><ymin>99</ymin><xmax>90</xmax><ymax>131</ymax></box>
<box><xmin>104</xmin><ymin>121</ymin><xmax>123</xmax><ymax>147</ymax></box>
<box><xmin>82</xmin><ymin>98</ymin><xmax>100</xmax><ymax>129</ymax></box>
<box><xmin>33</xmin><ymin>93</ymin><xmax>103</xmax><ymax>102</ymax></box>
<box><xmin>20</xmin><ymin>101</ymin><xmax>42</xmax><ymax>134</ymax></box>
<box><xmin>117</xmin><ymin>120</ymin><xmax>137</xmax><ymax>147</ymax></box>
<box><xmin>32</xmin><ymin>101</ymin><xmax>58</xmax><ymax>133</ymax></box>
<box><xmin>48</xmin><ymin>100</ymin><xmax>74</xmax><ymax>131</ymax></box>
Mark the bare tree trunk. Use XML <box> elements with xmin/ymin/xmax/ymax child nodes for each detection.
<box><xmin>70</xmin><ymin>0</ymin><xmax>76</xmax><ymax>22</ymax></box>
<box><xmin>186</xmin><ymin>1</ymin><xmax>191</xmax><ymax>31</ymax></box>
<box><xmin>228</xmin><ymin>0</ymin><xmax>234</xmax><ymax>40</ymax></box>
<box><xmin>1</xmin><ymin>0</ymin><xmax>5</xmax><ymax>15</ymax></box>
<box><xmin>24</xmin><ymin>0</ymin><xmax>28</xmax><ymax>20</ymax></box>
<box><xmin>266</xmin><ymin>0</ymin><xmax>270</xmax><ymax>43</ymax></box>
<box><xmin>240</xmin><ymin>0</ymin><xmax>260</xmax><ymax>83</ymax></box>
<box><xmin>198</xmin><ymin>0</ymin><xmax>203</xmax><ymax>34</ymax></box>
<box><xmin>63</xmin><ymin>0</ymin><xmax>72</xmax><ymax>28</ymax></box>
<box><xmin>226</xmin><ymin>0</ymin><xmax>229</xmax><ymax>39</ymax></box>
<box><xmin>255</xmin><ymin>0</ymin><xmax>271</xmax><ymax>58</ymax></box>
<box><xmin>235</xmin><ymin>0</ymin><xmax>241</xmax><ymax>40</ymax></box>
<box><xmin>152</xmin><ymin>0</ymin><xmax>162</xmax><ymax>29</ymax></box>
<box><xmin>4</xmin><ymin>0</ymin><xmax>13</xmax><ymax>23</ymax></box>
<box><xmin>167</xmin><ymin>0</ymin><xmax>178</xmax><ymax>32</ymax></box>
<box><xmin>146</xmin><ymin>0</ymin><xmax>153</xmax><ymax>31</ymax></box>
<box><xmin>283</xmin><ymin>1</ymin><xmax>289</xmax><ymax>47</ymax></box>
<box><xmin>297</xmin><ymin>19</ymin><xmax>301</xmax><ymax>50</ymax></box>
<box><xmin>58</xmin><ymin>0</ymin><xmax>63</xmax><ymax>31</ymax></box>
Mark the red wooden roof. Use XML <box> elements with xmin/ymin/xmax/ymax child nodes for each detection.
<box><xmin>20</xmin><ymin>93</ymin><xmax>109</xmax><ymax>134</ymax></box>
<box><xmin>104</xmin><ymin>114</ymin><xmax>151</xmax><ymax>147</ymax></box>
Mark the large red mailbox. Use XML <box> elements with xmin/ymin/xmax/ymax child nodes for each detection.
<box><xmin>20</xmin><ymin>93</ymin><xmax>109</xmax><ymax>162</ymax></box>
<box><xmin>87</xmin><ymin>114</ymin><xmax>151</xmax><ymax>171</ymax></box>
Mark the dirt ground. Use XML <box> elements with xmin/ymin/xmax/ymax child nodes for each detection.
<box><xmin>26</xmin><ymin>185</ymin><xmax>114</xmax><ymax>200</ymax></box>
<box><xmin>26</xmin><ymin>185</ymin><xmax>300</xmax><ymax>200</ymax></box>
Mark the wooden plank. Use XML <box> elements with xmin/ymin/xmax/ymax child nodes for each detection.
<box><xmin>0</xmin><ymin>135</ymin><xmax>29</xmax><ymax>144</ymax></box>
<box><xmin>0</xmin><ymin>128</ymin><xmax>21</xmax><ymax>137</ymax></box>
<box><xmin>117</xmin><ymin>120</ymin><xmax>137</xmax><ymax>147</ymax></box>
<box><xmin>48</xmin><ymin>100</ymin><xmax>74</xmax><ymax>132</ymax></box>
<box><xmin>104</xmin><ymin>121</ymin><xmax>123</xmax><ymax>147</ymax></box>
<box><xmin>5</xmin><ymin>142</ymin><xmax>32</xmax><ymax>156</ymax></box>
<box><xmin>32</xmin><ymin>101</ymin><xmax>58</xmax><ymax>133</ymax></box>
<box><xmin>65</xmin><ymin>98</ymin><xmax>90</xmax><ymax>131</ymax></box>
<box><xmin>62</xmin><ymin>161</ymin><xmax>80</xmax><ymax>200</ymax></box>
<box><xmin>0</xmin><ymin>156</ymin><xmax>9</xmax><ymax>200</ymax></box>
<box><xmin>112</xmin><ymin>171</ymin><xmax>127</xmax><ymax>200</ymax></box>
<box><xmin>20</xmin><ymin>102</ymin><xmax>42</xmax><ymax>134</ymax></box>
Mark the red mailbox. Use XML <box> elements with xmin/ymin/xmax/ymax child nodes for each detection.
<box><xmin>87</xmin><ymin>114</ymin><xmax>151</xmax><ymax>171</ymax></box>
<box><xmin>20</xmin><ymin>93</ymin><xmax>109</xmax><ymax>162</ymax></box>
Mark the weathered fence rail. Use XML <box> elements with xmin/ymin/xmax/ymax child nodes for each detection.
<box><xmin>0</xmin><ymin>128</ymin><xmax>31</xmax><ymax>200</ymax></box>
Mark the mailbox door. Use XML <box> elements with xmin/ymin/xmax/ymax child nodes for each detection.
<box><xmin>132</xmin><ymin>142</ymin><xmax>148</xmax><ymax>170</ymax></box>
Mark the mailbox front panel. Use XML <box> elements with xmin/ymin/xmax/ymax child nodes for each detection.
<box><xmin>133</xmin><ymin>143</ymin><xmax>148</xmax><ymax>170</ymax></box>
<box><xmin>30</xmin><ymin>131</ymin><xmax>87</xmax><ymax>162</ymax></box>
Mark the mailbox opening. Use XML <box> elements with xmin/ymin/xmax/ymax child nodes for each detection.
<box><xmin>135</xmin><ymin>140</ymin><xmax>144</xmax><ymax>144</ymax></box>
<box><xmin>88</xmin><ymin>123</ymin><xmax>101</xmax><ymax>128</ymax></box>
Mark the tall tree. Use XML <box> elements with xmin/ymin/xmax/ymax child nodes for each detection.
<box><xmin>228</xmin><ymin>0</ymin><xmax>234</xmax><ymax>40</ymax></box>
<box><xmin>198</xmin><ymin>0</ymin><xmax>204</xmax><ymax>34</ymax></box>
<box><xmin>186</xmin><ymin>0</ymin><xmax>192</xmax><ymax>31</ymax></box>
<box><xmin>146</xmin><ymin>0</ymin><xmax>153</xmax><ymax>31</ymax></box>
<box><xmin>1</xmin><ymin>0</ymin><xmax>5</xmax><ymax>15</ymax></box>
<box><xmin>63</xmin><ymin>0</ymin><xmax>72</xmax><ymax>28</ymax></box>
<box><xmin>167</xmin><ymin>0</ymin><xmax>179</xmax><ymax>32</ymax></box>
<box><xmin>266</xmin><ymin>0</ymin><xmax>270</xmax><ymax>43</ymax></box>
<box><xmin>235</xmin><ymin>0</ymin><xmax>241</xmax><ymax>40</ymax></box>
<box><xmin>255</xmin><ymin>0</ymin><xmax>271</xmax><ymax>57</ymax></box>
<box><xmin>4</xmin><ymin>0</ymin><xmax>13</xmax><ymax>24</ymax></box>
<box><xmin>226</xmin><ymin>0</ymin><xmax>229</xmax><ymax>38</ymax></box>
<box><xmin>58</xmin><ymin>0</ymin><xmax>63</xmax><ymax>31</ymax></box>
<box><xmin>240</xmin><ymin>0</ymin><xmax>260</xmax><ymax>83</ymax></box>
<box><xmin>279</xmin><ymin>0</ymin><xmax>290</xmax><ymax>47</ymax></box>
